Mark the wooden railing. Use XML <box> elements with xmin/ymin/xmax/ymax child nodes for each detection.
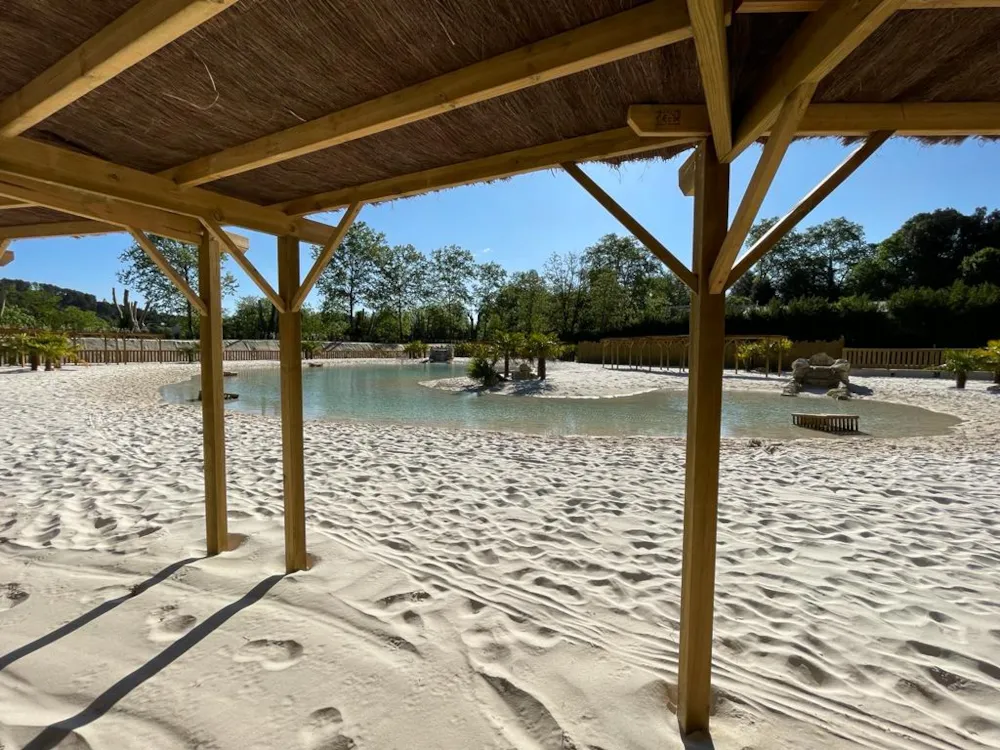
<box><xmin>843</xmin><ymin>347</ymin><xmax>967</xmax><ymax>369</ymax></box>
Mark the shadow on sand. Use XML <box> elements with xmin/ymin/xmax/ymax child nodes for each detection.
<box><xmin>22</xmin><ymin>574</ymin><xmax>284</xmax><ymax>750</ymax></box>
<box><xmin>0</xmin><ymin>557</ymin><xmax>199</xmax><ymax>672</ymax></box>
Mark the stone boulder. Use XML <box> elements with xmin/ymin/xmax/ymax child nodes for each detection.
<box><xmin>791</xmin><ymin>352</ymin><xmax>851</xmax><ymax>389</ymax></box>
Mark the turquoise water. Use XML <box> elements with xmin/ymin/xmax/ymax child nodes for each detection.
<box><xmin>160</xmin><ymin>363</ymin><xmax>960</xmax><ymax>439</ymax></box>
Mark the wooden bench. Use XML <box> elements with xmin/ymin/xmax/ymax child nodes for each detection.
<box><xmin>792</xmin><ymin>413</ymin><xmax>859</xmax><ymax>433</ymax></box>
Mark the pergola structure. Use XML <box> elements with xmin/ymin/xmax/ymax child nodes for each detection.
<box><xmin>2</xmin><ymin>0</ymin><xmax>998</xmax><ymax>737</ymax></box>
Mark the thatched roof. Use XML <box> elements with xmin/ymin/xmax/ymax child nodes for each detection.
<box><xmin>2</xmin><ymin>1</ymin><xmax>1000</xmax><ymax>234</ymax></box>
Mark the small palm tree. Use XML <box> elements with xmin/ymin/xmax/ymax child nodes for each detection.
<box><xmin>0</xmin><ymin>333</ymin><xmax>33</xmax><ymax>367</ymax></box>
<box><xmin>524</xmin><ymin>333</ymin><xmax>563</xmax><ymax>381</ymax></box>
<box><xmin>494</xmin><ymin>331</ymin><xmax>525</xmax><ymax>379</ymax></box>
<box><xmin>28</xmin><ymin>333</ymin><xmax>79</xmax><ymax>371</ymax></box>
<box><xmin>941</xmin><ymin>349</ymin><xmax>986</xmax><ymax>389</ymax></box>
<box><xmin>984</xmin><ymin>340</ymin><xmax>1000</xmax><ymax>384</ymax></box>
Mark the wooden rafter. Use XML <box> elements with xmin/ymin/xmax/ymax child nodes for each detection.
<box><xmin>291</xmin><ymin>203</ymin><xmax>363</xmax><ymax>312</ymax></box>
<box><xmin>161</xmin><ymin>0</ymin><xmax>694</xmax><ymax>187</ymax></box>
<box><xmin>738</xmin><ymin>0</ymin><xmax>1000</xmax><ymax>10</ymax></box>
<box><xmin>201</xmin><ymin>218</ymin><xmax>286</xmax><ymax>313</ymax></box>
<box><xmin>726</xmin><ymin>130</ymin><xmax>892</xmax><ymax>288</ymax></box>
<box><xmin>0</xmin><ymin>0</ymin><xmax>239</xmax><ymax>137</ymax></box>
<box><xmin>708</xmin><ymin>82</ymin><xmax>815</xmax><ymax>293</ymax></box>
<box><xmin>628</xmin><ymin>102</ymin><xmax>1000</xmax><ymax>138</ymax></box>
<box><xmin>278</xmin><ymin>130</ymin><xmax>700</xmax><ymax>217</ymax></box>
<box><xmin>726</xmin><ymin>0</ymin><xmax>906</xmax><ymax>161</ymax></box>
<box><xmin>0</xmin><ymin>198</ymin><xmax>32</xmax><ymax>211</ymax></box>
<box><xmin>0</xmin><ymin>220</ymin><xmax>122</xmax><ymax>240</ymax></box>
<box><xmin>687</xmin><ymin>0</ymin><xmax>732</xmax><ymax>155</ymax></box>
<box><xmin>0</xmin><ymin>172</ymin><xmax>246</xmax><ymax>249</ymax></box>
<box><xmin>562</xmin><ymin>162</ymin><xmax>697</xmax><ymax>290</ymax></box>
<box><xmin>0</xmin><ymin>136</ymin><xmax>335</xmax><ymax>244</ymax></box>
<box><xmin>127</xmin><ymin>227</ymin><xmax>208</xmax><ymax>316</ymax></box>
<box><xmin>0</xmin><ymin>239</ymin><xmax>12</xmax><ymax>267</ymax></box>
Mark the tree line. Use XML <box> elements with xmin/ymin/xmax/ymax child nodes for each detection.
<box><xmin>2</xmin><ymin>206</ymin><xmax>998</xmax><ymax>348</ymax></box>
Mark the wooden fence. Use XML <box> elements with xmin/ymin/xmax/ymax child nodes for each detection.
<box><xmin>577</xmin><ymin>337</ymin><xmax>844</xmax><ymax>371</ymax></box>
<box><xmin>843</xmin><ymin>347</ymin><xmax>972</xmax><ymax>369</ymax></box>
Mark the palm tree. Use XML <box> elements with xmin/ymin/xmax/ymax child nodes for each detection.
<box><xmin>985</xmin><ymin>340</ymin><xmax>1000</xmax><ymax>384</ymax></box>
<box><xmin>524</xmin><ymin>332</ymin><xmax>563</xmax><ymax>381</ymax></box>
<box><xmin>941</xmin><ymin>349</ymin><xmax>986</xmax><ymax>389</ymax></box>
<box><xmin>494</xmin><ymin>331</ymin><xmax>525</xmax><ymax>379</ymax></box>
<box><xmin>28</xmin><ymin>333</ymin><xmax>79</xmax><ymax>371</ymax></box>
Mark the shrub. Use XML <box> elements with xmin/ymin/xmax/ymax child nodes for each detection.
<box><xmin>403</xmin><ymin>340</ymin><xmax>429</xmax><ymax>358</ymax></box>
<box><xmin>452</xmin><ymin>341</ymin><xmax>476</xmax><ymax>357</ymax></box>
<box><xmin>467</xmin><ymin>346</ymin><xmax>501</xmax><ymax>387</ymax></box>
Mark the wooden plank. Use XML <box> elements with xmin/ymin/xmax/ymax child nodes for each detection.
<box><xmin>709</xmin><ymin>83</ymin><xmax>815</xmax><ymax>293</ymax></box>
<box><xmin>0</xmin><ymin>172</ymin><xmax>246</xmax><ymax>249</ymax></box>
<box><xmin>739</xmin><ymin>0</ymin><xmax>1000</xmax><ymax>11</ymax></box>
<box><xmin>278</xmin><ymin>129</ymin><xmax>700</xmax><ymax>216</ymax></box>
<box><xmin>678</xmin><ymin>148</ymin><xmax>700</xmax><ymax>196</ymax></box>
<box><xmin>727</xmin><ymin>0</ymin><xmax>906</xmax><ymax>161</ymax></box>
<box><xmin>278</xmin><ymin>234</ymin><xmax>308</xmax><ymax>573</ymax></box>
<box><xmin>0</xmin><ymin>239</ymin><xmax>12</xmax><ymax>267</ymax></box>
<box><xmin>201</xmin><ymin>218</ymin><xmax>286</xmax><ymax>313</ymax></box>
<box><xmin>0</xmin><ymin>0</ymin><xmax>238</xmax><ymax>136</ymax></box>
<box><xmin>199</xmin><ymin>232</ymin><xmax>229</xmax><ymax>556</ymax></box>
<box><xmin>678</xmin><ymin>141</ymin><xmax>729</xmax><ymax>735</ymax></box>
<box><xmin>687</xmin><ymin>0</ymin><xmax>732</xmax><ymax>155</ymax></box>
<box><xmin>127</xmin><ymin>227</ymin><xmax>208</xmax><ymax>316</ymax></box>
<box><xmin>162</xmin><ymin>1</ymin><xmax>693</xmax><ymax>186</ymax></box>
<box><xmin>0</xmin><ymin>136</ymin><xmax>336</xmax><ymax>244</ymax></box>
<box><xmin>291</xmin><ymin>203</ymin><xmax>362</xmax><ymax>312</ymax></box>
<box><xmin>725</xmin><ymin>130</ymin><xmax>892</xmax><ymax>288</ymax></box>
<box><xmin>0</xmin><ymin>198</ymin><xmax>32</xmax><ymax>210</ymax></box>
<box><xmin>561</xmin><ymin>162</ymin><xmax>697</xmax><ymax>290</ymax></box>
<box><xmin>0</xmin><ymin>217</ymin><xmax>248</xmax><ymax>250</ymax></box>
<box><xmin>630</xmin><ymin>102</ymin><xmax>1000</xmax><ymax>137</ymax></box>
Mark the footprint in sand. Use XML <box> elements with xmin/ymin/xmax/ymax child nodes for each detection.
<box><xmin>233</xmin><ymin>639</ymin><xmax>304</xmax><ymax>671</ymax></box>
<box><xmin>0</xmin><ymin>583</ymin><xmax>29</xmax><ymax>611</ymax></box>
<box><xmin>300</xmin><ymin>707</ymin><xmax>356</xmax><ymax>750</ymax></box>
<box><xmin>146</xmin><ymin>605</ymin><xmax>198</xmax><ymax>643</ymax></box>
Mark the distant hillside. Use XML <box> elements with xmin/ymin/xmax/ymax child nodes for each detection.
<box><xmin>0</xmin><ymin>278</ymin><xmax>118</xmax><ymax>320</ymax></box>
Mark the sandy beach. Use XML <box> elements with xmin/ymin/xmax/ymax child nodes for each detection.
<box><xmin>1</xmin><ymin>360</ymin><xmax>999</xmax><ymax>749</ymax></box>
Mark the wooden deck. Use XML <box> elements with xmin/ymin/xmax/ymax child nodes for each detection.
<box><xmin>792</xmin><ymin>413</ymin><xmax>859</xmax><ymax>433</ymax></box>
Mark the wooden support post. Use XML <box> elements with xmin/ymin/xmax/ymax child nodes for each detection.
<box><xmin>678</xmin><ymin>142</ymin><xmax>729</xmax><ymax>736</ymax></box>
<box><xmin>199</xmin><ymin>233</ymin><xmax>228</xmax><ymax>556</ymax></box>
<box><xmin>278</xmin><ymin>235</ymin><xmax>308</xmax><ymax>573</ymax></box>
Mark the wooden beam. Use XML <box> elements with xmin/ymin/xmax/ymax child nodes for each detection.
<box><xmin>678</xmin><ymin>140</ymin><xmax>728</xmax><ymax>735</ymax></box>
<box><xmin>0</xmin><ymin>136</ymin><xmax>336</xmax><ymax>244</ymax></box>
<box><xmin>291</xmin><ymin>203</ymin><xmax>362</xmax><ymax>312</ymax></box>
<box><xmin>162</xmin><ymin>1</ymin><xmax>693</xmax><ymax>187</ymax></box>
<box><xmin>127</xmin><ymin>227</ymin><xmax>208</xmax><ymax>316</ymax></box>
<box><xmin>0</xmin><ymin>239</ymin><xmax>12</xmax><ymax>268</ymax></box>
<box><xmin>687</xmin><ymin>0</ymin><xmax>732</xmax><ymax>155</ymax></box>
<box><xmin>727</xmin><ymin>0</ymin><xmax>906</xmax><ymax>161</ymax></box>
<box><xmin>278</xmin><ymin>129</ymin><xmax>699</xmax><ymax>217</ymax></box>
<box><xmin>278</xmin><ymin>234</ymin><xmax>308</xmax><ymax>573</ymax></box>
<box><xmin>201</xmin><ymin>218</ymin><xmax>286</xmax><ymax>313</ymax></box>
<box><xmin>0</xmin><ymin>0</ymin><xmax>239</xmax><ymax>136</ymax></box>
<box><xmin>708</xmin><ymin>82</ymin><xmax>815</xmax><ymax>292</ymax></box>
<box><xmin>726</xmin><ymin>130</ymin><xmax>892</xmax><ymax>288</ymax></box>
<box><xmin>561</xmin><ymin>162</ymin><xmax>697</xmax><ymax>290</ymax></box>
<box><xmin>199</xmin><ymin>231</ymin><xmax>229</xmax><ymax>556</ymax></box>
<box><xmin>678</xmin><ymin>148</ymin><xmax>700</xmax><ymax>196</ymax></box>
<box><xmin>630</xmin><ymin>102</ymin><xmax>1000</xmax><ymax>137</ymax></box>
<box><xmin>0</xmin><ymin>173</ymin><xmax>247</xmax><ymax>249</ymax></box>
<box><xmin>0</xmin><ymin>220</ymin><xmax>121</xmax><ymax>240</ymax></box>
<box><xmin>738</xmin><ymin>0</ymin><xmax>1000</xmax><ymax>11</ymax></box>
<box><xmin>0</xmin><ymin>198</ymin><xmax>32</xmax><ymax>210</ymax></box>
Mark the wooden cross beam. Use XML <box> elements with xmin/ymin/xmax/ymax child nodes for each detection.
<box><xmin>738</xmin><ymin>0</ymin><xmax>1000</xmax><ymax>10</ymax></box>
<box><xmin>201</xmin><ymin>219</ymin><xmax>285</xmax><ymax>313</ymax></box>
<box><xmin>161</xmin><ymin>0</ymin><xmax>694</xmax><ymax>187</ymax></box>
<box><xmin>709</xmin><ymin>82</ymin><xmax>816</xmax><ymax>292</ymax></box>
<box><xmin>678</xmin><ymin>149</ymin><xmax>700</xmax><ymax>196</ymax></box>
<box><xmin>562</xmin><ymin>162</ymin><xmax>697</xmax><ymax>290</ymax></box>
<box><xmin>0</xmin><ymin>239</ymin><xmax>13</xmax><ymax>267</ymax></box>
<box><xmin>725</xmin><ymin>130</ymin><xmax>893</xmax><ymax>288</ymax></box>
<box><xmin>127</xmin><ymin>228</ymin><xmax>208</xmax><ymax>316</ymax></box>
<box><xmin>291</xmin><ymin>203</ymin><xmax>363</xmax><ymax>312</ymax></box>
<box><xmin>0</xmin><ymin>0</ymin><xmax>239</xmax><ymax>136</ymax></box>
<box><xmin>687</xmin><ymin>0</ymin><xmax>732</xmax><ymax>156</ymax></box>
<box><xmin>727</xmin><ymin>0</ymin><xmax>906</xmax><ymax>161</ymax></box>
<box><xmin>0</xmin><ymin>198</ymin><xmax>32</xmax><ymax>210</ymax></box>
<box><xmin>0</xmin><ymin>136</ymin><xmax>336</xmax><ymax>244</ymax></box>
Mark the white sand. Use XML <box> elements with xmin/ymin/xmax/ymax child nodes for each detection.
<box><xmin>1</xmin><ymin>361</ymin><xmax>999</xmax><ymax>749</ymax></box>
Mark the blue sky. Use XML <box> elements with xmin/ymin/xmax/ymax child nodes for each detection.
<box><xmin>4</xmin><ymin>137</ymin><xmax>999</xmax><ymax>311</ymax></box>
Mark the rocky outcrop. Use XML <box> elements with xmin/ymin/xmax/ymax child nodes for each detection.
<box><xmin>791</xmin><ymin>353</ymin><xmax>851</xmax><ymax>390</ymax></box>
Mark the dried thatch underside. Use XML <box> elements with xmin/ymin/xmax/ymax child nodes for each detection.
<box><xmin>2</xmin><ymin>1</ymin><xmax>1000</xmax><ymax>226</ymax></box>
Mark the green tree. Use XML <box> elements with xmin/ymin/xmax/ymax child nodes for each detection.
<box><xmin>224</xmin><ymin>296</ymin><xmax>277</xmax><ymax>339</ymax></box>
<box><xmin>430</xmin><ymin>245</ymin><xmax>476</xmax><ymax>337</ymax></box>
<box><xmin>368</xmin><ymin>244</ymin><xmax>429</xmax><ymax>342</ymax></box>
<box><xmin>959</xmin><ymin>247</ymin><xmax>1000</xmax><ymax>286</ymax></box>
<box><xmin>524</xmin><ymin>332</ymin><xmax>563</xmax><ymax>380</ymax></box>
<box><xmin>584</xmin><ymin>233</ymin><xmax>660</xmax><ymax>325</ymax></box>
<box><xmin>314</xmin><ymin>221</ymin><xmax>385</xmax><ymax>340</ymax></box>
<box><xmin>468</xmin><ymin>261</ymin><xmax>507</xmax><ymax>340</ymax></box>
<box><xmin>544</xmin><ymin>251</ymin><xmax>587</xmax><ymax>339</ymax></box>
<box><xmin>118</xmin><ymin>236</ymin><xmax>236</xmax><ymax>337</ymax></box>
